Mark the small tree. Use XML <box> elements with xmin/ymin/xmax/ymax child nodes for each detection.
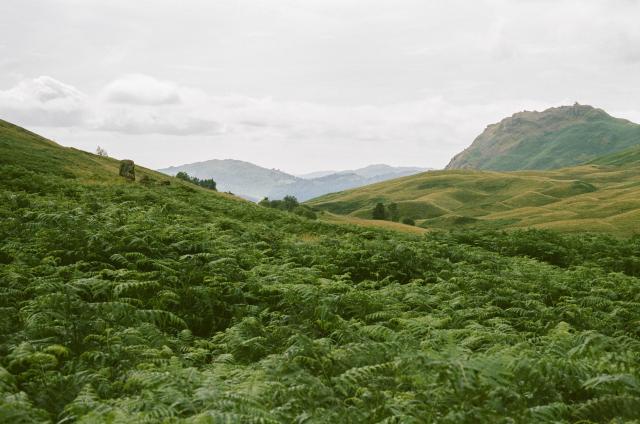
<box><xmin>388</xmin><ymin>203</ymin><xmax>400</xmax><ymax>222</ymax></box>
<box><xmin>372</xmin><ymin>202</ymin><xmax>387</xmax><ymax>220</ymax></box>
<box><xmin>175</xmin><ymin>171</ymin><xmax>216</xmax><ymax>191</ymax></box>
<box><xmin>176</xmin><ymin>171</ymin><xmax>191</xmax><ymax>182</ymax></box>
<box><xmin>198</xmin><ymin>178</ymin><xmax>217</xmax><ymax>191</ymax></box>
<box><xmin>282</xmin><ymin>195</ymin><xmax>299</xmax><ymax>212</ymax></box>
<box><xmin>401</xmin><ymin>217</ymin><xmax>415</xmax><ymax>226</ymax></box>
<box><xmin>96</xmin><ymin>146</ymin><xmax>108</xmax><ymax>157</ymax></box>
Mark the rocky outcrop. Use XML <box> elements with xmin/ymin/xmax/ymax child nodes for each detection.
<box><xmin>119</xmin><ymin>160</ymin><xmax>136</xmax><ymax>180</ymax></box>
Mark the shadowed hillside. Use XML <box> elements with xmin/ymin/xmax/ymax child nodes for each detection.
<box><xmin>446</xmin><ymin>104</ymin><xmax>640</xmax><ymax>171</ymax></box>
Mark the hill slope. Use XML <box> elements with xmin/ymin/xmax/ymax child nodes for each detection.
<box><xmin>160</xmin><ymin>160</ymin><xmax>427</xmax><ymax>201</ymax></box>
<box><xmin>2</xmin><ymin>120</ymin><xmax>640</xmax><ymax>422</ymax></box>
<box><xmin>588</xmin><ymin>144</ymin><xmax>640</xmax><ymax>167</ymax></box>
<box><xmin>309</xmin><ymin>158</ymin><xmax>640</xmax><ymax>236</ymax></box>
<box><xmin>446</xmin><ymin>104</ymin><xmax>640</xmax><ymax>171</ymax></box>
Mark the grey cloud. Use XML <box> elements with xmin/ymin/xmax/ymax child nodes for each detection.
<box><xmin>102</xmin><ymin>74</ymin><xmax>181</xmax><ymax>105</ymax></box>
<box><xmin>94</xmin><ymin>112</ymin><xmax>221</xmax><ymax>136</ymax></box>
<box><xmin>2</xmin><ymin>0</ymin><xmax>640</xmax><ymax>171</ymax></box>
<box><xmin>0</xmin><ymin>76</ymin><xmax>87</xmax><ymax>126</ymax></box>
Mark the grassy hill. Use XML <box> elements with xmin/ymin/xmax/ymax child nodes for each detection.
<box><xmin>308</xmin><ymin>158</ymin><xmax>640</xmax><ymax>236</ymax></box>
<box><xmin>2</xmin><ymin>120</ymin><xmax>640</xmax><ymax>422</ymax></box>
<box><xmin>588</xmin><ymin>144</ymin><xmax>640</xmax><ymax>167</ymax></box>
<box><xmin>445</xmin><ymin>104</ymin><xmax>640</xmax><ymax>171</ymax></box>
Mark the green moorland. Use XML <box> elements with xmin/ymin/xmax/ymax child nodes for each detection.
<box><xmin>2</xmin><ymin>119</ymin><xmax>640</xmax><ymax>422</ymax></box>
<box><xmin>308</xmin><ymin>155</ymin><xmax>640</xmax><ymax>236</ymax></box>
<box><xmin>445</xmin><ymin>104</ymin><xmax>640</xmax><ymax>171</ymax></box>
<box><xmin>589</xmin><ymin>144</ymin><xmax>640</xmax><ymax>167</ymax></box>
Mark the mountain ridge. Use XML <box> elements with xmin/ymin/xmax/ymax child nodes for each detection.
<box><xmin>160</xmin><ymin>160</ymin><xmax>428</xmax><ymax>201</ymax></box>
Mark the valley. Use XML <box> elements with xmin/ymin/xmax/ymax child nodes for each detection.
<box><xmin>2</xmin><ymin>110</ymin><xmax>640</xmax><ymax>422</ymax></box>
<box><xmin>160</xmin><ymin>159</ymin><xmax>427</xmax><ymax>202</ymax></box>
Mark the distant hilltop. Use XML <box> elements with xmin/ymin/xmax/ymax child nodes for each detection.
<box><xmin>446</xmin><ymin>104</ymin><xmax>640</xmax><ymax>171</ymax></box>
<box><xmin>159</xmin><ymin>160</ymin><xmax>428</xmax><ymax>201</ymax></box>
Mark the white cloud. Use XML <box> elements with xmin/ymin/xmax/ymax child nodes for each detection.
<box><xmin>101</xmin><ymin>74</ymin><xmax>181</xmax><ymax>105</ymax></box>
<box><xmin>0</xmin><ymin>76</ymin><xmax>86</xmax><ymax>126</ymax></box>
<box><xmin>92</xmin><ymin>75</ymin><xmax>221</xmax><ymax>135</ymax></box>
<box><xmin>0</xmin><ymin>74</ymin><xmax>564</xmax><ymax>169</ymax></box>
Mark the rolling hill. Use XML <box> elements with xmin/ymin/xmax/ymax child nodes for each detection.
<box><xmin>588</xmin><ymin>144</ymin><xmax>640</xmax><ymax>167</ymax></box>
<box><xmin>160</xmin><ymin>160</ymin><xmax>427</xmax><ymax>201</ymax></box>
<box><xmin>3</xmin><ymin>119</ymin><xmax>640</xmax><ymax>422</ymax></box>
<box><xmin>446</xmin><ymin>104</ymin><xmax>640</xmax><ymax>171</ymax></box>
<box><xmin>308</xmin><ymin>156</ymin><xmax>640</xmax><ymax>236</ymax></box>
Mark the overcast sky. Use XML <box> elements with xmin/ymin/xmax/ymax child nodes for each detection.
<box><xmin>2</xmin><ymin>0</ymin><xmax>640</xmax><ymax>173</ymax></box>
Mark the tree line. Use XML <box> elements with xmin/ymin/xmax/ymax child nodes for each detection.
<box><xmin>176</xmin><ymin>171</ymin><xmax>217</xmax><ymax>191</ymax></box>
<box><xmin>372</xmin><ymin>202</ymin><xmax>415</xmax><ymax>225</ymax></box>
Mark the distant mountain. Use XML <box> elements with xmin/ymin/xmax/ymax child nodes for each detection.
<box><xmin>344</xmin><ymin>164</ymin><xmax>428</xmax><ymax>179</ymax></box>
<box><xmin>298</xmin><ymin>164</ymin><xmax>427</xmax><ymax>180</ymax></box>
<box><xmin>268</xmin><ymin>172</ymin><xmax>369</xmax><ymax>200</ymax></box>
<box><xmin>160</xmin><ymin>161</ymin><xmax>428</xmax><ymax>201</ymax></box>
<box><xmin>159</xmin><ymin>159</ymin><xmax>300</xmax><ymax>201</ymax></box>
<box><xmin>446</xmin><ymin>104</ymin><xmax>640</xmax><ymax>171</ymax></box>
<box><xmin>296</xmin><ymin>170</ymin><xmax>337</xmax><ymax>179</ymax></box>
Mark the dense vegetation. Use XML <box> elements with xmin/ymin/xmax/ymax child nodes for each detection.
<box><xmin>2</xmin><ymin>120</ymin><xmax>640</xmax><ymax>422</ymax></box>
<box><xmin>445</xmin><ymin>104</ymin><xmax>640</xmax><ymax>171</ymax></box>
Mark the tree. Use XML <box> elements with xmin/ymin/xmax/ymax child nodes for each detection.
<box><xmin>401</xmin><ymin>217</ymin><xmax>415</xmax><ymax>226</ymax></box>
<box><xmin>388</xmin><ymin>203</ymin><xmax>400</xmax><ymax>222</ymax></box>
<box><xmin>372</xmin><ymin>203</ymin><xmax>387</xmax><ymax>220</ymax></box>
<box><xmin>198</xmin><ymin>178</ymin><xmax>216</xmax><ymax>191</ymax></box>
<box><xmin>282</xmin><ymin>195</ymin><xmax>299</xmax><ymax>212</ymax></box>
<box><xmin>96</xmin><ymin>146</ymin><xmax>108</xmax><ymax>157</ymax></box>
<box><xmin>175</xmin><ymin>172</ymin><xmax>216</xmax><ymax>191</ymax></box>
<box><xmin>176</xmin><ymin>172</ymin><xmax>191</xmax><ymax>182</ymax></box>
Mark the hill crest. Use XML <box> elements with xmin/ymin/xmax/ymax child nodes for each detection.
<box><xmin>446</xmin><ymin>104</ymin><xmax>640</xmax><ymax>171</ymax></box>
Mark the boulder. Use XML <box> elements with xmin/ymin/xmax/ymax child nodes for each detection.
<box><xmin>119</xmin><ymin>160</ymin><xmax>136</xmax><ymax>180</ymax></box>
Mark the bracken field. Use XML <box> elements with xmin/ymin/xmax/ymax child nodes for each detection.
<box><xmin>2</xmin><ymin>121</ymin><xmax>640</xmax><ymax>423</ymax></box>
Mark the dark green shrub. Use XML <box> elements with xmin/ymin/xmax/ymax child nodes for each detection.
<box><xmin>401</xmin><ymin>217</ymin><xmax>415</xmax><ymax>226</ymax></box>
<box><xmin>372</xmin><ymin>202</ymin><xmax>387</xmax><ymax>220</ymax></box>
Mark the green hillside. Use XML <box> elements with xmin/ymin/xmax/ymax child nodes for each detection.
<box><xmin>589</xmin><ymin>144</ymin><xmax>640</xmax><ymax>167</ymax></box>
<box><xmin>308</xmin><ymin>158</ymin><xmax>640</xmax><ymax>236</ymax></box>
<box><xmin>2</xmin><ymin>121</ymin><xmax>640</xmax><ymax>422</ymax></box>
<box><xmin>445</xmin><ymin>104</ymin><xmax>640</xmax><ymax>171</ymax></box>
